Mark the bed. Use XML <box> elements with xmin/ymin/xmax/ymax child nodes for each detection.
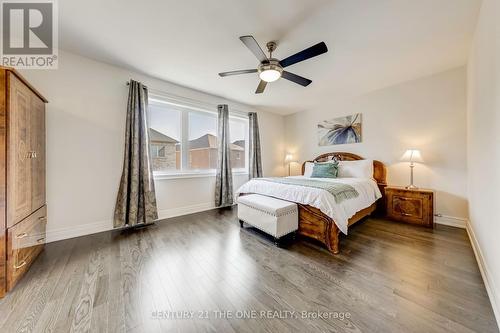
<box><xmin>237</xmin><ymin>152</ymin><xmax>387</xmax><ymax>254</ymax></box>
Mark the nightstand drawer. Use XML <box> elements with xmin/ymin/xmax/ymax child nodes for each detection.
<box><xmin>385</xmin><ymin>188</ymin><xmax>433</xmax><ymax>227</ymax></box>
<box><xmin>392</xmin><ymin>195</ymin><xmax>423</xmax><ymax>219</ymax></box>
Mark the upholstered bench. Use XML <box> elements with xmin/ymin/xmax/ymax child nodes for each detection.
<box><xmin>237</xmin><ymin>194</ymin><xmax>298</xmax><ymax>246</ymax></box>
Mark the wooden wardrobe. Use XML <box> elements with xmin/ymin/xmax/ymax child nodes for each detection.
<box><xmin>0</xmin><ymin>67</ymin><xmax>47</xmax><ymax>297</ymax></box>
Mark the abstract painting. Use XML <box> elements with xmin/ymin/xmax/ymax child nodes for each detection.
<box><xmin>317</xmin><ymin>113</ymin><xmax>362</xmax><ymax>146</ymax></box>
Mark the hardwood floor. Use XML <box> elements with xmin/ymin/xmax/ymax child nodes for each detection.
<box><xmin>0</xmin><ymin>207</ymin><xmax>497</xmax><ymax>333</ymax></box>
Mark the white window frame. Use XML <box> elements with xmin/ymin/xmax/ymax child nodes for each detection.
<box><xmin>148</xmin><ymin>92</ymin><xmax>249</xmax><ymax>179</ymax></box>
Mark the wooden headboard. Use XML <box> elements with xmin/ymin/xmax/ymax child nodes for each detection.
<box><xmin>301</xmin><ymin>152</ymin><xmax>387</xmax><ymax>187</ymax></box>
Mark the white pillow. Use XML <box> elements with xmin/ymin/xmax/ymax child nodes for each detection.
<box><xmin>303</xmin><ymin>162</ymin><xmax>314</xmax><ymax>177</ymax></box>
<box><xmin>337</xmin><ymin>160</ymin><xmax>373</xmax><ymax>179</ymax></box>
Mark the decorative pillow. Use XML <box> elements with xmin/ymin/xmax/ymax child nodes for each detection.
<box><xmin>303</xmin><ymin>162</ymin><xmax>314</xmax><ymax>177</ymax></box>
<box><xmin>311</xmin><ymin>162</ymin><xmax>339</xmax><ymax>178</ymax></box>
<box><xmin>337</xmin><ymin>160</ymin><xmax>373</xmax><ymax>179</ymax></box>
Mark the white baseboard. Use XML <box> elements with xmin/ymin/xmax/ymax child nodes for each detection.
<box><xmin>466</xmin><ymin>221</ymin><xmax>500</xmax><ymax>328</ymax></box>
<box><xmin>46</xmin><ymin>219</ymin><xmax>112</xmax><ymax>243</ymax></box>
<box><xmin>434</xmin><ymin>215</ymin><xmax>467</xmax><ymax>228</ymax></box>
<box><xmin>46</xmin><ymin>202</ymin><xmax>215</xmax><ymax>243</ymax></box>
<box><xmin>157</xmin><ymin>202</ymin><xmax>215</xmax><ymax>220</ymax></box>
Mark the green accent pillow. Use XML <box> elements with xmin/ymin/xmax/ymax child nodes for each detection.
<box><xmin>311</xmin><ymin>162</ymin><xmax>339</xmax><ymax>178</ymax></box>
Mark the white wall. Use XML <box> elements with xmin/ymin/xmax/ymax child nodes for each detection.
<box><xmin>466</xmin><ymin>0</ymin><xmax>500</xmax><ymax>324</ymax></box>
<box><xmin>285</xmin><ymin>67</ymin><xmax>468</xmax><ymax>225</ymax></box>
<box><xmin>20</xmin><ymin>50</ymin><xmax>285</xmax><ymax>242</ymax></box>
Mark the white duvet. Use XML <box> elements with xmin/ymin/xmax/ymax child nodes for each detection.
<box><xmin>236</xmin><ymin>176</ymin><xmax>382</xmax><ymax>235</ymax></box>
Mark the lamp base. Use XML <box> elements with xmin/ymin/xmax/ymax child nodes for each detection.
<box><xmin>405</xmin><ymin>163</ymin><xmax>418</xmax><ymax>190</ymax></box>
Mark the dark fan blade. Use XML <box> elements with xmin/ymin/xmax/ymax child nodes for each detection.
<box><xmin>255</xmin><ymin>80</ymin><xmax>267</xmax><ymax>94</ymax></box>
<box><xmin>219</xmin><ymin>69</ymin><xmax>257</xmax><ymax>77</ymax></box>
<box><xmin>281</xmin><ymin>71</ymin><xmax>312</xmax><ymax>87</ymax></box>
<box><xmin>240</xmin><ymin>36</ymin><xmax>268</xmax><ymax>63</ymax></box>
<box><xmin>279</xmin><ymin>42</ymin><xmax>328</xmax><ymax>68</ymax></box>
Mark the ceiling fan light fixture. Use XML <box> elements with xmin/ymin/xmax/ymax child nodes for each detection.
<box><xmin>219</xmin><ymin>36</ymin><xmax>328</xmax><ymax>93</ymax></box>
<box><xmin>259</xmin><ymin>69</ymin><xmax>281</xmax><ymax>82</ymax></box>
<box><xmin>258</xmin><ymin>61</ymin><xmax>283</xmax><ymax>82</ymax></box>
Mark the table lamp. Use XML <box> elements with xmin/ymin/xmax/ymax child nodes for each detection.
<box><xmin>400</xmin><ymin>149</ymin><xmax>423</xmax><ymax>189</ymax></box>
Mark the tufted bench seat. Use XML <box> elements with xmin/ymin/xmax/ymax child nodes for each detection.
<box><xmin>237</xmin><ymin>194</ymin><xmax>298</xmax><ymax>246</ymax></box>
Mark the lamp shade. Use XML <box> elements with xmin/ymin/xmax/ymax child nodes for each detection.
<box><xmin>401</xmin><ymin>149</ymin><xmax>424</xmax><ymax>163</ymax></box>
<box><xmin>284</xmin><ymin>153</ymin><xmax>295</xmax><ymax>163</ymax></box>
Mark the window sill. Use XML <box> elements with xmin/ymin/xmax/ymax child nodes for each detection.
<box><xmin>154</xmin><ymin>170</ymin><xmax>249</xmax><ymax>180</ymax></box>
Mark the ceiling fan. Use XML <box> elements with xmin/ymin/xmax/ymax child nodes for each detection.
<box><xmin>218</xmin><ymin>35</ymin><xmax>328</xmax><ymax>94</ymax></box>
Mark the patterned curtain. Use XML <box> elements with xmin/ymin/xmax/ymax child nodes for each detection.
<box><xmin>114</xmin><ymin>80</ymin><xmax>158</xmax><ymax>227</ymax></box>
<box><xmin>248</xmin><ymin>112</ymin><xmax>263</xmax><ymax>179</ymax></box>
<box><xmin>215</xmin><ymin>104</ymin><xmax>234</xmax><ymax>207</ymax></box>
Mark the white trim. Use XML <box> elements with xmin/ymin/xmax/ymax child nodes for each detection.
<box><xmin>45</xmin><ymin>202</ymin><xmax>218</xmax><ymax>243</ymax></box>
<box><xmin>148</xmin><ymin>90</ymin><xmax>250</xmax><ymax>118</ymax></box>
<box><xmin>157</xmin><ymin>202</ymin><xmax>215</xmax><ymax>220</ymax></box>
<box><xmin>154</xmin><ymin>170</ymin><xmax>248</xmax><ymax>180</ymax></box>
<box><xmin>466</xmin><ymin>221</ymin><xmax>500</xmax><ymax>328</ymax></box>
<box><xmin>155</xmin><ymin>171</ymin><xmax>216</xmax><ymax>180</ymax></box>
<box><xmin>46</xmin><ymin>219</ymin><xmax>112</xmax><ymax>243</ymax></box>
<box><xmin>434</xmin><ymin>214</ymin><xmax>467</xmax><ymax>228</ymax></box>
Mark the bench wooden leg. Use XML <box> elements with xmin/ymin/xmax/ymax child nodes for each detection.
<box><xmin>239</xmin><ymin>219</ymin><xmax>244</xmax><ymax>228</ymax></box>
<box><xmin>274</xmin><ymin>237</ymin><xmax>282</xmax><ymax>248</ymax></box>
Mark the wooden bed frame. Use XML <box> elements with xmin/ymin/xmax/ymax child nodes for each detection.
<box><xmin>298</xmin><ymin>152</ymin><xmax>387</xmax><ymax>254</ymax></box>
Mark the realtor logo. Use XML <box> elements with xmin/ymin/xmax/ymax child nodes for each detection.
<box><xmin>1</xmin><ymin>0</ymin><xmax>58</xmax><ymax>69</ymax></box>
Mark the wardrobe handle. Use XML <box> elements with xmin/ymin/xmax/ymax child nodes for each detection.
<box><xmin>401</xmin><ymin>212</ymin><xmax>412</xmax><ymax>217</ymax></box>
<box><xmin>38</xmin><ymin>216</ymin><xmax>47</xmax><ymax>222</ymax></box>
<box><xmin>14</xmin><ymin>260</ymin><xmax>26</xmax><ymax>269</ymax></box>
<box><xmin>36</xmin><ymin>237</ymin><xmax>45</xmax><ymax>243</ymax></box>
<box><xmin>16</xmin><ymin>232</ymin><xmax>28</xmax><ymax>239</ymax></box>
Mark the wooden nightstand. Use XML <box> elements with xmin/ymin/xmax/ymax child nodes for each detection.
<box><xmin>385</xmin><ymin>186</ymin><xmax>434</xmax><ymax>227</ymax></box>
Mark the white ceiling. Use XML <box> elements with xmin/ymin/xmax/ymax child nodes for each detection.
<box><xmin>60</xmin><ymin>0</ymin><xmax>481</xmax><ymax>115</ymax></box>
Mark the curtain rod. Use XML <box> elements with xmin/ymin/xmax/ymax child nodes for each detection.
<box><xmin>126</xmin><ymin>81</ymin><xmax>148</xmax><ymax>89</ymax></box>
<box><xmin>127</xmin><ymin>82</ymin><xmax>251</xmax><ymax>117</ymax></box>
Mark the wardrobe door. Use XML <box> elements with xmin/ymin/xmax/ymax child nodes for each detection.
<box><xmin>30</xmin><ymin>95</ymin><xmax>45</xmax><ymax>211</ymax></box>
<box><xmin>7</xmin><ymin>74</ymin><xmax>32</xmax><ymax>227</ymax></box>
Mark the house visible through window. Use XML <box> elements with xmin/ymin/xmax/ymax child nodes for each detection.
<box><xmin>148</xmin><ymin>103</ymin><xmax>181</xmax><ymax>171</ymax></box>
<box><xmin>188</xmin><ymin>111</ymin><xmax>218</xmax><ymax>169</ymax></box>
<box><xmin>229</xmin><ymin>118</ymin><xmax>246</xmax><ymax>169</ymax></box>
<box><xmin>148</xmin><ymin>96</ymin><xmax>248</xmax><ymax>175</ymax></box>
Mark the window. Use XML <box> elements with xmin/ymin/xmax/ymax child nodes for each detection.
<box><xmin>158</xmin><ymin>146</ymin><xmax>166</xmax><ymax>157</ymax></box>
<box><xmin>188</xmin><ymin>111</ymin><xmax>217</xmax><ymax>170</ymax></box>
<box><xmin>148</xmin><ymin>95</ymin><xmax>249</xmax><ymax>176</ymax></box>
<box><xmin>148</xmin><ymin>102</ymin><xmax>181</xmax><ymax>172</ymax></box>
<box><xmin>229</xmin><ymin>118</ymin><xmax>247</xmax><ymax>170</ymax></box>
